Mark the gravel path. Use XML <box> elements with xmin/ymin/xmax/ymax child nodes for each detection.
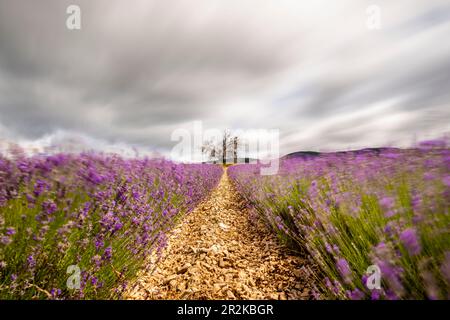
<box><xmin>126</xmin><ymin>169</ymin><xmax>315</xmax><ymax>300</ymax></box>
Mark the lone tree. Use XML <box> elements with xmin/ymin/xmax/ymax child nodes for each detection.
<box><xmin>211</xmin><ymin>147</ymin><xmax>217</xmax><ymax>164</ymax></box>
<box><xmin>233</xmin><ymin>136</ymin><xmax>239</xmax><ymax>164</ymax></box>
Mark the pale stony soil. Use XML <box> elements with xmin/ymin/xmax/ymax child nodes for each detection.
<box><xmin>125</xmin><ymin>169</ymin><xmax>316</xmax><ymax>300</ymax></box>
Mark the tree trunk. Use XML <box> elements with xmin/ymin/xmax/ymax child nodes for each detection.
<box><xmin>233</xmin><ymin>137</ymin><xmax>238</xmax><ymax>164</ymax></box>
<box><xmin>212</xmin><ymin>148</ymin><xmax>216</xmax><ymax>164</ymax></box>
<box><xmin>222</xmin><ymin>137</ymin><xmax>227</xmax><ymax>164</ymax></box>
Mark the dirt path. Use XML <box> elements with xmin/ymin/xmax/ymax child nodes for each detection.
<box><xmin>126</xmin><ymin>169</ymin><xmax>314</xmax><ymax>300</ymax></box>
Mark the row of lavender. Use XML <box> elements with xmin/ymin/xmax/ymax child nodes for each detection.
<box><xmin>0</xmin><ymin>152</ymin><xmax>222</xmax><ymax>299</ymax></box>
<box><xmin>229</xmin><ymin>142</ymin><xmax>450</xmax><ymax>299</ymax></box>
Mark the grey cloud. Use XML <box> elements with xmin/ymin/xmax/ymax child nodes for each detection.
<box><xmin>0</xmin><ymin>0</ymin><xmax>294</xmax><ymax>148</ymax></box>
<box><xmin>296</xmin><ymin>40</ymin><xmax>450</xmax><ymax>120</ymax></box>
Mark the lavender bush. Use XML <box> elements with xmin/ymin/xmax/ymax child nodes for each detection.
<box><xmin>229</xmin><ymin>141</ymin><xmax>450</xmax><ymax>299</ymax></box>
<box><xmin>0</xmin><ymin>152</ymin><xmax>222</xmax><ymax>299</ymax></box>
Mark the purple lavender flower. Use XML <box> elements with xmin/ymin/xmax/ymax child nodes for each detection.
<box><xmin>332</xmin><ymin>245</ymin><xmax>340</xmax><ymax>254</ymax></box>
<box><xmin>42</xmin><ymin>200</ymin><xmax>57</xmax><ymax>215</ymax></box>
<box><xmin>311</xmin><ymin>289</ymin><xmax>321</xmax><ymax>300</ymax></box>
<box><xmin>361</xmin><ymin>274</ymin><xmax>368</xmax><ymax>286</ymax></box>
<box><xmin>384</xmin><ymin>223</ymin><xmax>392</xmax><ymax>235</ymax></box>
<box><xmin>50</xmin><ymin>288</ymin><xmax>61</xmax><ymax>299</ymax></box>
<box><xmin>399</xmin><ymin>228</ymin><xmax>421</xmax><ymax>256</ymax></box>
<box><xmin>336</xmin><ymin>258</ymin><xmax>351</xmax><ymax>280</ymax></box>
<box><xmin>384</xmin><ymin>210</ymin><xmax>396</xmax><ymax>218</ymax></box>
<box><xmin>0</xmin><ymin>235</ymin><xmax>12</xmax><ymax>245</ymax></box>
<box><xmin>27</xmin><ymin>254</ymin><xmax>36</xmax><ymax>269</ymax></box>
<box><xmin>385</xmin><ymin>290</ymin><xmax>399</xmax><ymax>300</ymax></box>
<box><xmin>33</xmin><ymin>179</ymin><xmax>49</xmax><ymax>197</ymax></box>
<box><xmin>92</xmin><ymin>255</ymin><xmax>102</xmax><ymax>268</ymax></box>
<box><xmin>378</xmin><ymin>260</ymin><xmax>404</xmax><ymax>297</ymax></box>
<box><xmin>423</xmin><ymin>172</ymin><xmax>435</xmax><ymax>181</ymax></box>
<box><xmin>103</xmin><ymin>246</ymin><xmax>112</xmax><ymax>260</ymax></box>
<box><xmin>113</xmin><ymin>222</ymin><xmax>123</xmax><ymax>232</ymax></box>
<box><xmin>347</xmin><ymin>288</ymin><xmax>365</xmax><ymax>300</ymax></box>
<box><xmin>411</xmin><ymin>193</ymin><xmax>422</xmax><ymax>212</ymax></box>
<box><xmin>95</xmin><ymin>238</ymin><xmax>104</xmax><ymax>250</ymax></box>
<box><xmin>325</xmin><ymin>277</ymin><xmax>333</xmax><ymax>290</ymax></box>
<box><xmin>419</xmin><ymin>139</ymin><xmax>446</xmax><ymax>150</ymax></box>
<box><xmin>371</xmin><ymin>290</ymin><xmax>381</xmax><ymax>300</ymax></box>
<box><xmin>443</xmin><ymin>176</ymin><xmax>450</xmax><ymax>187</ymax></box>
<box><xmin>6</xmin><ymin>227</ymin><xmax>16</xmax><ymax>236</ymax></box>
<box><xmin>379</xmin><ymin>196</ymin><xmax>395</xmax><ymax>209</ymax></box>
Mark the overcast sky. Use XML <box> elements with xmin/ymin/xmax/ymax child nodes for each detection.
<box><xmin>0</xmin><ymin>0</ymin><xmax>449</xmax><ymax>158</ymax></box>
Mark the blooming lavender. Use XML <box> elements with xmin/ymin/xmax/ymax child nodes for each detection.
<box><xmin>399</xmin><ymin>228</ymin><xmax>421</xmax><ymax>256</ymax></box>
<box><xmin>336</xmin><ymin>258</ymin><xmax>352</xmax><ymax>282</ymax></box>
<box><xmin>0</xmin><ymin>152</ymin><xmax>222</xmax><ymax>299</ymax></box>
<box><xmin>229</xmin><ymin>139</ymin><xmax>450</xmax><ymax>299</ymax></box>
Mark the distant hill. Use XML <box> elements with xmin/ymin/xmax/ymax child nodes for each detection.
<box><xmin>282</xmin><ymin>147</ymin><xmax>402</xmax><ymax>160</ymax></box>
<box><xmin>281</xmin><ymin>151</ymin><xmax>321</xmax><ymax>160</ymax></box>
<box><xmin>204</xmin><ymin>147</ymin><xmax>405</xmax><ymax>164</ymax></box>
<box><xmin>334</xmin><ymin>147</ymin><xmax>401</xmax><ymax>154</ymax></box>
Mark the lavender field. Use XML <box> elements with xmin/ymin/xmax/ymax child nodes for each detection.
<box><xmin>0</xmin><ymin>152</ymin><xmax>222</xmax><ymax>299</ymax></box>
<box><xmin>1</xmin><ymin>141</ymin><xmax>448</xmax><ymax>300</ymax></box>
<box><xmin>228</xmin><ymin>141</ymin><xmax>450</xmax><ymax>300</ymax></box>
